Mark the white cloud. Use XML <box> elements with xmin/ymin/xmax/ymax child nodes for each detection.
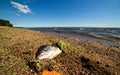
<box><xmin>16</xmin><ymin>13</ymin><xmax>20</xmax><ymax>16</ymax></box>
<box><xmin>8</xmin><ymin>11</ymin><xmax>20</xmax><ymax>16</ymax></box>
<box><xmin>83</xmin><ymin>24</ymin><xmax>108</xmax><ymax>27</ymax></box>
<box><xmin>11</xmin><ymin>1</ymin><xmax>31</xmax><ymax>14</ymax></box>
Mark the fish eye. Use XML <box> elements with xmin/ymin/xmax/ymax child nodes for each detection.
<box><xmin>44</xmin><ymin>49</ymin><xmax>47</xmax><ymax>51</ymax></box>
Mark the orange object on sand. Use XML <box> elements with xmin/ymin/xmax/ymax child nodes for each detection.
<box><xmin>41</xmin><ymin>70</ymin><xmax>61</xmax><ymax>75</ymax></box>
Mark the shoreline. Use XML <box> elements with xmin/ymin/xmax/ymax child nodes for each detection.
<box><xmin>27</xmin><ymin>28</ymin><xmax>120</xmax><ymax>48</ymax></box>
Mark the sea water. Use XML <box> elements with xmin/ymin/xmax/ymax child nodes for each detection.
<box><xmin>28</xmin><ymin>27</ymin><xmax>120</xmax><ymax>48</ymax></box>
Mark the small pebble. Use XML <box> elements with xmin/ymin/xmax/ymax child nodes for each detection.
<box><xmin>96</xmin><ymin>61</ymin><xmax>100</xmax><ymax>64</ymax></box>
<box><xmin>106</xmin><ymin>64</ymin><xmax>111</xmax><ymax>67</ymax></box>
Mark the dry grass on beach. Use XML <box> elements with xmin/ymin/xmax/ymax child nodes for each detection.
<box><xmin>0</xmin><ymin>26</ymin><xmax>120</xmax><ymax>75</ymax></box>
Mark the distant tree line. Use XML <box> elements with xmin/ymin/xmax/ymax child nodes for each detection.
<box><xmin>0</xmin><ymin>19</ymin><xmax>13</xmax><ymax>27</ymax></box>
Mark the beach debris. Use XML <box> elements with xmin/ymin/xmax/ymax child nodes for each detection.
<box><xmin>36</xmin><ymin>45</ymin><xmax>62</xmax><ymax>59</ymax></box>
<box><xmin>41</xmin><ymin>70</ymin><xmax>61</xmax><ymax>75</ymax></box>
<box><xmin>23</xmin><ymin>50</ymin><xmax>32</xmax><ymax>55</ymax></box>
<box><xmin>52</xmin><ymin>40</ymin><xmax>69</xmax><ymax>51</ymax></box>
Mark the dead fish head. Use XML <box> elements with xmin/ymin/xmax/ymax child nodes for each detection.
<box><xmin>36</xmin><ymin>45</ymin><xmax>62</xmax><ymax>59</ymax></box>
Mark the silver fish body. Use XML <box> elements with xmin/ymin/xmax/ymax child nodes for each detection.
<box><xmin>37</xmin><ymin>45</ymin><xmax>62</xmax><ymax>59</ymax></box>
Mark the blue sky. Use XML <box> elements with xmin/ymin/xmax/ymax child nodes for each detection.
<box><xmin>0</xmin><ymin>0</ymin><xmax>120</xmax><ymax>27</ymax></box>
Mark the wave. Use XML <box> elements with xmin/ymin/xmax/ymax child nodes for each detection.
<box><xmin>108</xmin><ymin>34</ymin><xmax>120</xmax><ymax>40</ymax></box>
<box><xmin>53</xmin><ymin>30</ymin><xmax>109</xmax><ymax>40</ymax></box>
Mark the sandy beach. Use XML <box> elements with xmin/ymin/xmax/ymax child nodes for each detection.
<box><xmin>0</xmin><ymin>26</ymin><xmax>120</xmax><ymax>75</ymax></box>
